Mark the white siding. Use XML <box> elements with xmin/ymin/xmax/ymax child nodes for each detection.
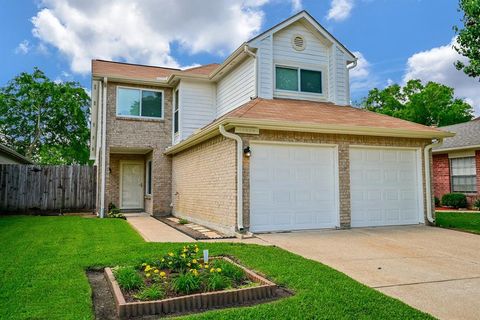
<box><xmin>256</xmin><ymin>35</ymin><xmax>273</xmax><ymax>99</ymax></box>
<box><xmin>335</xmin><ymin>46</ymin><xmax>348</xmax><ymax>105</ymax></box>
<box><xmin>177</xmin><ymin>80</ymin><xmax>215</xmax><ymax>142</ymax></box>
<box><xmin>216</xmin><ymin>57</ymin><xmax>256</xmax><ymax>117</ymax></box>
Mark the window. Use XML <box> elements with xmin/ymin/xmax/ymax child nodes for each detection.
<box><xmin>275</xmin><ymin>66</ymin><xmax>322</xmax><ymax>94</ymax></box>
<box><xmin>174</xmin><ymin>90</ymin><xmax>179</xmax><ymax>134</ymax></box>
<box><xmin>450</xmin><ymin>157</ymin><xmax>477</xmax><ymax>193</ymax></box>
<box><xmin>145</xmin><ymin>160</ymin><xmax>152</xmax><ymax>195</ymax></box>
<box><xmin>117</xmin><ymin>87</ymin><xmax>163</xmax><ymax>118</ymax></box>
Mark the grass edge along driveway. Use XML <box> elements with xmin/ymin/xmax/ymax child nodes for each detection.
<box><xmin>436</xmin><ymin>211</ymin><xmax>480</xmax><ymax>234</ymax></box>
<box><xmin>0</xmin><ymin>216</ymin><xmax>434</xmax><ymax>320</ymax></box>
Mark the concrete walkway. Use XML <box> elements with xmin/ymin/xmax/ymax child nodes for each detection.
<box><xmin>258</xmin><ymin>226</ymin><xmax>480</xmax><ymax>320</ymax></box>
<box><xmin>126</xmin><ymin>215</ymin><xmax>270</xmax><ymax>245</ymax></box>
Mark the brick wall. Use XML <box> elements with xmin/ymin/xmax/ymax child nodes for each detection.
<box><xmin>240</xmin><ymin>130</ymin><xmax>431</xmax><ymax>229</ymax></box>
<box><xmin>100</xmin><ymin>82</ymin><xmax>173</xmax><ymax>215</ymax></box>
<box><xmin>172</xmin><ymin>136</ymin><xmax>237</xmax><ymax>235</ymax></box>
<box><xmin>432</xmin><ymin>153</ymin><xmax>450</xmax><ymax>201</ymax></box>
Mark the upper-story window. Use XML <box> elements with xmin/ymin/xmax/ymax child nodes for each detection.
<box><xmin>275</xmin><ymin>66</ymin><xmax>322</xmax><ymax>94</ymax></box>
<box><xmin>117</xmin><ymin>87</ymin><xmax>163</xmax><ymax>119</ymax></box>
<box><xmin>174</xmin><ymin>90</ymin><xmax>179</xmax><ymax>134</ymax></box>
<box><xmin>450</xmin><ymin>157</ymin><xmax>477</xmax><ymax>193</ymax></box>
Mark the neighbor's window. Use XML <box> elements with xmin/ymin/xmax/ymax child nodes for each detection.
<box><xmin>146</xmin><ymin>160</ymin><xmax>152</xmax><ymax>195</ymax></box>
<box><xmin>275</xmin><ymin>66</ymin><xmax>322</xmax><ymax>94</ymax></box>
<box><xmin>117</xmin><ymin>87</ymin><xmax>163</xmax><ymax>118</ymax></box>
<box><xmin>450</xmin><ymin>157</ymin><xmax>477</xmax><ymax>193</ymax></box>
<box><xmin>174</xmin><ymin>90</ymin><xmax>179</xmax><ymax>134</ymax></box>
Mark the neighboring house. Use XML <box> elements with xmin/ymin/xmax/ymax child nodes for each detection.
<box><xmin>0</xmin><ymin>143</ymin><xmax>32</xmax><ymax>164</ymax></box>
<box><xmin>433</xmin><ymin>118</ymin><xmax>480</xmax><ymax>206</ymax></box>
<box><xmin>89</xmin><ymin>11</ymin><xmax>452</xmax><ymax>235</ymax></box>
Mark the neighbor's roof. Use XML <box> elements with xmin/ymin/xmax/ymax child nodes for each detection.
<box><xmin>180</xmin><ymin>64</ymin><xmax>221</xmax><ymax>75</ymax></box>
<box><xmin>92</xmin><ymin>60</ymin><xmax>179</xmax><ymax>80</ymax></box>
<box><xmin>0</xmin><ymin>143</ymin><xmax>33</xmax><ymax>164</ymax></box>
<box><xmin>166</xmin><ymin>98</ymin><xmax>453</xmax><ymax>155</ymax></box>
<box><xmin>433</xmin><ymin>117</ymin><xmax>480</xmax><ymax>152</ymax></box>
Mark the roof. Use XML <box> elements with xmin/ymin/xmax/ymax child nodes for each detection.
<box><xmin>166</xmin><ymin>98</ymin><xmax>453</xmax><ymax>155</ymax></box>
<box><xmin>92</xmin><ymin>60</ymin><xmax>179</xmax><ymax>80</ymax></box>
<box><xmin>433</xmin><ymin>118</ymin><xmax>480</xmax><ymax>152</ymax></box>
<box><xmin>180</xmin><ymin>64</ymin><xmax>220</xmax><ymax>75</ymax></box>
<box><xmin>0</xmin><ymin>143</ymin><xmax>33</xmax><ymax>164</ymax></box>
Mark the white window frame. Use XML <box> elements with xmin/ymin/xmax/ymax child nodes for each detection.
<box><xmin>173</xmin><ymin>89</ymin><xmax>180</xmax><ymax>134</ymax></box>
<box><xmin>274</xmin><ymin>64</ymin><xmax>324</xmax><ymax>95</ymax></box>
<box><xmin>450</xmin><ymin>156</ymin><xmax>477</xmax><ymax>194</ymax></box>
<box><xmin>145</xmin><ymin>159</ymin><xmax>152</xmax><ymax>196</ymax></box>
<box><xmin>116</xmin><ymin>86</ymin><xmax>164</xmax><ymax>120</ymax></box>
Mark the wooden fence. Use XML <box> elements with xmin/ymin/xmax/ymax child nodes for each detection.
<box><xmin>0</xmin><ymin>164</ymin><xmax>96</xmax><ymax>214</ymax></box>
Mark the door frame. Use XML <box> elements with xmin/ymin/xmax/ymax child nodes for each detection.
<box><xmin>119</xmin><ymin>160</ymin><xmax>145</xmax><ymax>210</ymax></box>
<box><xmin>349</xmin><ymin>145</ymin><xmax>425</xmax><ymax>225</ymax></box>
<box><xmin>249</xmin><ymin>140</ymin><xmax>341</xmax><ymax>231</ymax></box>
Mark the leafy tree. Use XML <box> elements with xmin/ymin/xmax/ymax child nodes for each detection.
<box><xmin>362</xmin><ymin>79</ymin><xmax>474</xmax><ymax>127</ymax></box>
<box><xmin>454</xmin><ymin>0</ymin><xmax>480</xmax><ymax>78</ymax></box>
<box><xmin>0</xmin><ymin>68</ymin><xmax>91</xmax><ymax>164</ymax></box>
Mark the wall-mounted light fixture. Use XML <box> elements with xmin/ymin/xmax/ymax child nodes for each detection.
<box><xmin>243</xmin><ymin>146</ymin><xmax>251</xmax><ymax>157</ymax></box>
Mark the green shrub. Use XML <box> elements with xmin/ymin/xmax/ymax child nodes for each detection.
<box><xmin>211</xmin><ymin>259</ymin><xmax>246</xmax><ymax>283</ymax></box>
<box><xmin>171</xmin><ymin>272</ymin><xmax>201</xmax><ymax>294</ymax></box>
<box><xmin>203</xmin><ymin>272</ymin><xmax>232</xmax><ymax>292</ymax></box>
<box><xmin>441</xmin><ymin>193</ymin><xmax>468</xmax><ymax>209</ymax></box>
<box><xmin>133</xmin><ymin>284</ymin><xmax>165</xmax><ymax>301</ymax></box>
<box><xmin>434</xmin><ymin>197</ymin><xmax>440</xmax><ymax>207</ymax></box>
<box><xmin>112</xmin><ymin>266</ymin><xmax>143</xmax><ymax>291</ymax></box>
<box><xmin>178</xmin><ymin>218</ymin><xmax>189</xmax><ymax>225</ymax></box>
<box><xmin>474</xmin><ymin>198</ymin><xmax>480</xmax><ymax>210</ymax></box>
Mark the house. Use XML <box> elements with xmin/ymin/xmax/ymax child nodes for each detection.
<box><xmin>433</xmin><ymin>118</ymin><xmax>480</xmax><ymax>206</ymax></box>
<box><xmin>89</xmin><ymin>11</ymin><xmax>452</xmax><ymax>235</ymax></box>
<box><xmin>0</xmin><ymin>143</ymin><xmax>32</xmax><ymax>164</ymax></box>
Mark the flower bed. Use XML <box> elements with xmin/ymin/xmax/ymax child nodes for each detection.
<box><xmin>105</xmin><ymin>244</ymin><xmax>279</xmax><ymax>318</ymax></box>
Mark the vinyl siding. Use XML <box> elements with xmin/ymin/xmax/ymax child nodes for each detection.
<box><xmin>257</xmin><ymin>35</ymin><xmax>273</xmax><ymax>99</ymax></box>
<box><xmin>335</xmin><ymin>47</ymin><xmax>348</xmax><ymax>105</ymax></box>
<box><xmin>177</xmin><ymin>80</ymin><xmax>215</xmax><ymax>142</ymax></box>
<box><xmin>216</xmin><ymin>57</ymin><xmax>256</xmax><ymax>117</ymax></box>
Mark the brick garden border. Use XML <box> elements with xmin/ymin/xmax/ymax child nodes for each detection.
<box><xmin>104</xmin><ymin>257</ymin><xmax>278</xmax><ymax>318</ymax></box>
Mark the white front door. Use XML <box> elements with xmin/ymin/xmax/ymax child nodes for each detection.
<box><xmin>350</xmin><ymin>147</ymin><xmax>423</xmax><ymax>227</ymax></box>
<box><xmin>250</xmin><ymin>143</ymin><xmax>339</xmax><ymax>233</ymax></box>
<box><xmin>120</xmin><ymin>161</ymin><xmax>144</xmax><ymax>209</ymax></box>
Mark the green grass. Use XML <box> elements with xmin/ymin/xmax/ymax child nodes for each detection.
<box><xmin>0</xmin><ymin>216</ymin><xmax>433</xmax><ymax>320</ymax></box>
<box><xmin>436</xmin><ymin>211</ymin><xmax>480</xmax><ymax>234</ymax></box>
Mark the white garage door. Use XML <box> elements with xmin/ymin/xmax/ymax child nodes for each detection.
<box><xmin>250</xmin><ymin>143</ymin><xmax>339</xmax><ymax>232</ymax></box>
<box><xmin>350</xmin><ymin>147</ymin><xmax>423</xmax><ymax>227</ymax></box>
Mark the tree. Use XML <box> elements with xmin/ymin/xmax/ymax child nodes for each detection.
<box><xmin>454</xmin><ymin>0</ymin><xmax>480</xmax><ymax>78</ymax></box>
<box><xmin>0</xmin><ymin>68</ymin><xmax>91</xmax><ymax>164</ymax></box>
<box><xmin>362</xmin><ymin>79</ymin><xmax>474</xmax><ymax>127</ymax></box>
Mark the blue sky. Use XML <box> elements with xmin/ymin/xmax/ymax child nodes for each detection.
<box><xmin>1</xmin><ymin>0</ymin><xmax>478</xmax><ymax>114</ymax></box>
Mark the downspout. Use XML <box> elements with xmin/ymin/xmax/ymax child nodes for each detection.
<box><xmin>347</xmin><ymin>59</ymin><xmax>358</xmax><ymax>70</ymax></box>
<box><xmin>219</xmin><ymin>125</ymin><xmax>244</xmax><ymax>231</ymax></box>
<box><xmin>424</xmin><ymin>138</ymin><xmax>443</xmax><ymax>224</ymax></box>
<box><xmin>99</xmin><ymin>77</ymin><xmax>108</xmax><ymax>218</ymax></box>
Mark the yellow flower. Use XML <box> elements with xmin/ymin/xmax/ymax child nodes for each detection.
<box><xmin>204</xmin><ymin>264</ymin><xmax>209</xmax><ymax>269</ymax></box>
<box><xmin>216</xmin><ymin>268</ymin><xmax>222</xmax><ymax>272</ymax></box>
<box><xmin>146</xmin><ymin>273</ymin><xmax>151</xmax><ymax>277</ymax></box>
<box><xmin>198</xmin><ymin>264</ymin><xmax>203</xmax><ymax>269</ymax></box>
<box><xmin>168</xmin><ymin>261</ymin><xmax>172</xmax><ymax>265</ymax></box>
<box><xmin>210</xmin><ymin>268</ymin><xmax>215</xmax><ymax>273</ymax></box>
<box><xmin>181</xmin><ymin>253</ymin><xmax>186</xmax><ymax>258</ymax></box>
<box><xmin>187</xmin><ymin>263</ymin><xmax>191</xmax><ymax>267</ymax></box>
<box><xmin>161</xmin><ymin>258</ymin><xmax>165</xmax><ymax>262</ymax></box>
<box><xmin>160</xmin><ymin>271</ymin><xmax>166</xmax><ymax>277</ymax></box>
<box><xmin>168</xmin><ymin>252</ymin><xmax>174</xmax><ymax>257</ymax></box>
<box><xmin>154</xmin><ymin>269</ymin><xmax>159</xmax><ymax>273</ymax></box>
<box><xmin>195</xmin><ymin>247</ymin><xmax>199</xmax><ymax>252</ymax></box>
<box><xmin>141</xmin><ymin>263</ymin><xmax>147</xmax><ymax>267</ymax></box>
<box><xmin>192</xmin><ymin>259</ymin><xmax>197</xmax><ymax>264</ymax></box>
<box><xmin>145</xmin><ymin>266</ymin><xmax>152</xmax><ymax>272</ymax></box>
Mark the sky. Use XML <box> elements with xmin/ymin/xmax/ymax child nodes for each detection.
<box><xmin>0</xmin><ymin>0</ymin><xmax>479</xmax><ymax>115</ymax></box>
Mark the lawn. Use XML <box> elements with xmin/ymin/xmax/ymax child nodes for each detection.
<box><xmin>0</xmin><ymin>216</ymin><xmax>433</xmax><ymax>320</ymax></box>
<box><xmin>436</xmin><ymin>211</ymin><xmax>480</xmax><ymax>234</ymax></box>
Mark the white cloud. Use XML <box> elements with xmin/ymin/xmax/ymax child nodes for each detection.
<box><xmin>403</xmin><ymin>38</ymin><xmax>480</xmax><ymax>116</ymax></box>
<box><xmin>350</xmin><ymin>51</ymin><xmax>379</xmax><ymax>92</ymax></box>
<box><xmin>31</xmin><ymin>0</ymin><xmax>270</xmax><ymax>74</ymax></box>
<box><xmin>326</xmin><ymin>0</ymin><xmax>354</xmax><ymax>22</ymax></box>
<box><xmin>290</xmin><ymin>0</ymin><xmax>303</xmax><ymax>12</ymax></box>
<box><xmin>15</xmin><ymin>40</ymin><xmax>31</xmax><ymax>54</ymax></box>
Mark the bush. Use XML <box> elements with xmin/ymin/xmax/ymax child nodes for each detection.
<box><xmin>441</xmin><ymin>193</ymin><xmax>468</xmax><ymax>209</ymax></box>
<box><xmin>171</xmin><ymin>272</ymin><xmax>201</xmax><ymax>294</ymax></box>
<box><xmin>211</xmin><ymin>259</ymin><xmax>246</xmax><ymax>283</ymax></box>
<box><xmin>434</xmin><ymin>197</ymin><xmax>440</xmax><ymax>207</ymax></box>
<box><xmin>474</xmin><ymin>198</ymin><xmax>480</xmax><ymax>210</ymax></box>
<box><xmin>203</xmin><ymin>272</ymin><xmax>232</xmax><ymax>292</ymax></box>
<box><xmin>133</xmin><ymin>284</ymin><xmax>165</xmax><ymax>301</ymax></box>
<box><xmin>178</xmin><ymin>218</ymin><xmax>189</xmax><ymax>225</ymax></box>
<box><xmin>112</xmin><ymin>266</ymin><xmax>143</xmax><ymax>290</ymax></box>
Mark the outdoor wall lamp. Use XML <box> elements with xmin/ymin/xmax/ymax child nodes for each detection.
<box><xmin>243</xmin><ymin>146</ymin><xmax>251</xmax><ymax>157</ymax></box>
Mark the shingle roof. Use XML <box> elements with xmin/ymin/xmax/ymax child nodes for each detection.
<box><xmin>0</xmin><ymin>143</ymin><xmax>33</xmax><ymax>164</ymax></box>
<box><xmin>433</xmin><ymin>117</ymin><xmax>480</xmax><ymax>150</ymax></box>
<box><xmin>180</xmin><ymin>63</ymin><xmax>220</xmax><ymax>75</ymax></box>
<box><xmin>224</xmin><ymin>98</ymin><xmax>450</xmax><ymax>136</ymax></box>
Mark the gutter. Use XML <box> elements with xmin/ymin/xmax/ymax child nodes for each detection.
<box><xmin>432</xmin><ymin>144</ymin><xmax>480</xmax><ymax>153</ymax></box>
<box><xmin>424</xmin><ymin>138</ymin><xmax>443</xmax><ymax>224</ymax></box>
<box><xmin>100</xmin><ymin>77</ymin><xmax>108</xmax><ymax>218</ymax></box>
<box><xmin>347</xmin><ymin>58</ymin><xmax>358</xmax><ymax>70</ymax></box>
<box><xmin>219</xmin><ymin>125</ymin><xmax>244</xmax><ymax>231</ymax></box>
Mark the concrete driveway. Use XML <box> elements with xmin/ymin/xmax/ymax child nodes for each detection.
<box><xmin>258</xmin><ymin>226</ymin><xmax>480</xmax><ymax>320</ymax></box>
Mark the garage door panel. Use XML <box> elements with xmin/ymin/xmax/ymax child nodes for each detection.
<box><xmin>250</xmin><ymin>143</ymin><xmax>338</xmax><ymax>232</ymax></box>
<box><xmin>350</xmin><ymin>148</ymin><xmax>422</xmax><ymax>227</ymax></box>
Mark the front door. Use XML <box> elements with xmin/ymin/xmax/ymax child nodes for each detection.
<box><xmin>120</xmin><ymin>161</ymin><xmax>144</xmax><ymax>209</ymax></box>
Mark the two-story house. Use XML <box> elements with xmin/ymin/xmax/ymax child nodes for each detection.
<box><xmin>90</xmin><ymin>11</ymin><xmax>452</xmax><ymax>235</ymax></box>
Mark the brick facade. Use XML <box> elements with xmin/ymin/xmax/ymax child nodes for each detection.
<box><xmin>432</xmin><ymin>154</ymin><xmax>450</xmax><ymax>201</ymax></box>
<box><xmin>99</xmin><ymin>82</ymin><xmax>173</xmax><ymax>215</ymax></box>
<box><xmin>239</xmin><ymin>130</ymin><xmax>431</xmax><ymax>229</ymax></box>
<box><xmin>171</xmin><ymin>136</ymin><xmax>237</xmax><ymax>235</ymax></box>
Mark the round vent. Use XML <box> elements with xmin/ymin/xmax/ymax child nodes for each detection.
<box><xmin>292</xmin><ymin>35</ymin><xmax>306</xmax><ymax>51</ymax></box>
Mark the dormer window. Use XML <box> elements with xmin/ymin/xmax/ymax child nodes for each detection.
<box><xmin>275</xmin><ymin>66</ymin><xmax>322</xmax><ymax>94</ymax></box>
